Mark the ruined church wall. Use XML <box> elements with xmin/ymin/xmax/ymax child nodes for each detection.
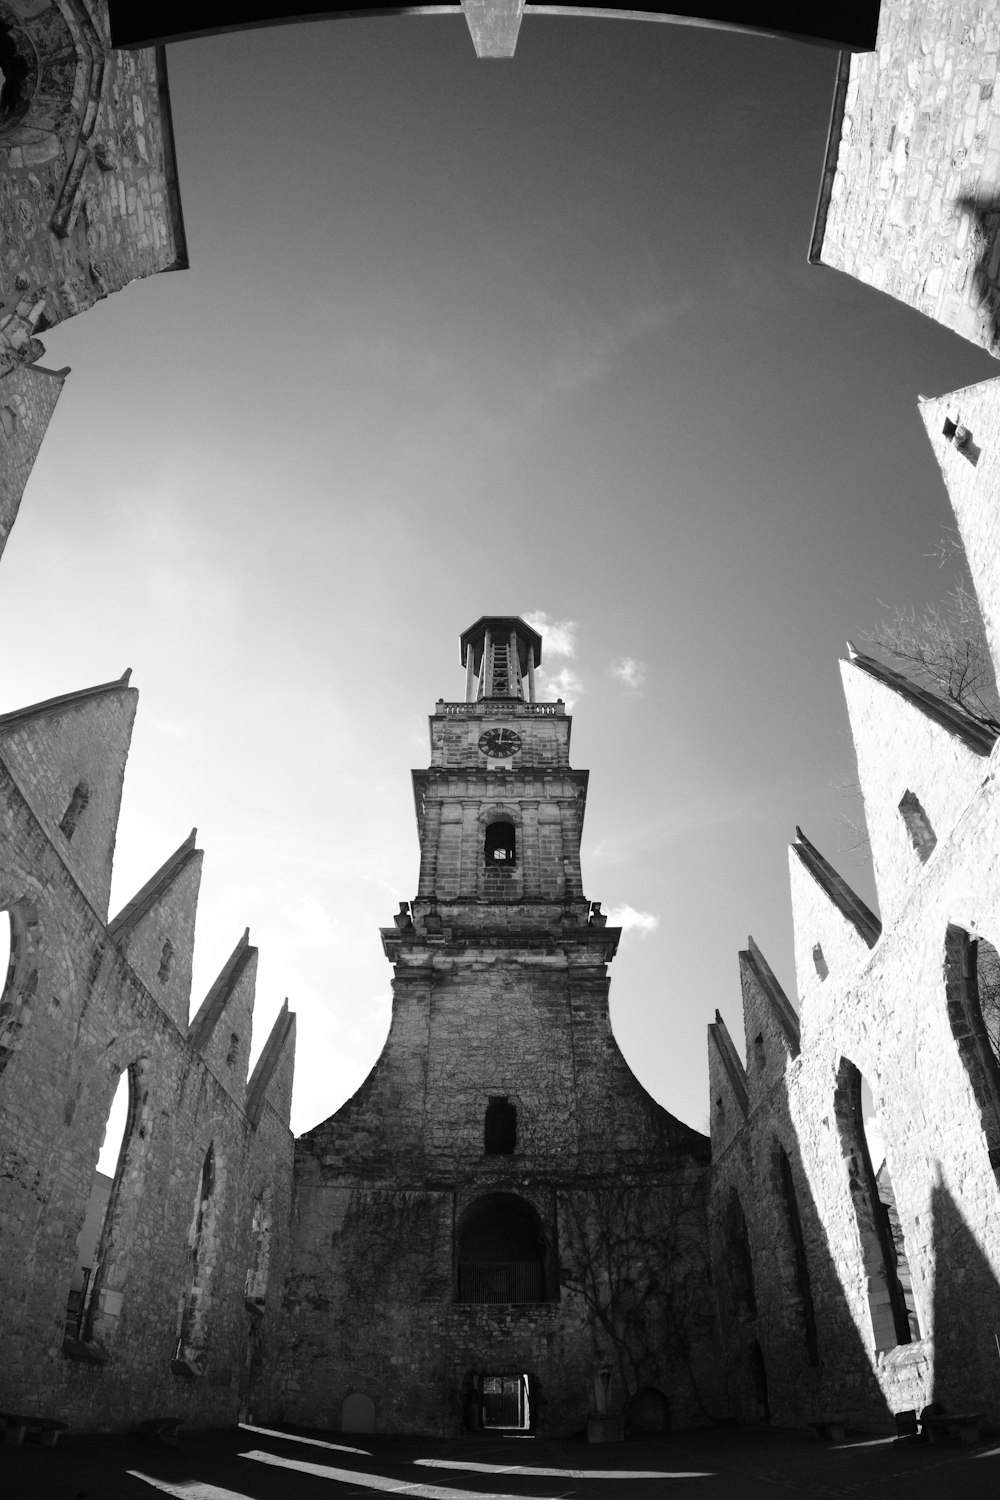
<box><xmin>282</xmin><ymin>1169</ymin><xmax>722</xmax><ymax>1437</ymax></box>
<box><xmin>0</xmin><ymin>1</ymin><xmax>186</xmax><ymax>376</ymax></box>
<box><xmin>287</xmin><ymin>934</ymin><xmax>723</xmax><ymax>1437</ymax></box>
<box><xmin>812</xmin><ymin>0</ymin><xmax>1000</xmax><ymax>356</ymax></box>
<box><xmin>0</xmin><ymin>734</ymin><xmax>293</xmax><ymax>1430</ymax></box>
<box><xmin>709</xmin><ymin>515</ymin><xmax>1000</xmax><ymax>1430</ymax></box>
<box><xmin>0</xmin><ymin>361</ymin><xmax>67</xmax><ymax>564</ymax></box>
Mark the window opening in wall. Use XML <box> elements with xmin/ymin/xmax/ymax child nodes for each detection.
<box><xmin>753</xmin><ymin>1033</ymin><xmax>766</xmax><ymax>1072</ymax></box>
<box><xmin>65</xmin><ymin>1068</ymin><xmax>133</xmax><ymax>1350</ymax></box>
<box><xmin>227</xmin><ymin>1032</ymin><xmax>240</xmax><ymax>1067</ymax></box>
<box><xmin>484</xmin><ymin>1096</ymin><xmax>516</xmax><ymax>1155</ymax></box>
<box><xmin>812</xmin><ymin>944</ymin><xmax>828</xmax><ymax>981</ymax></box>
<box><xmin>157</xmin><ymin>939</ymin><xmax>174</xmax><ymax>983</ymax></box>
<box><xmin>725</xmin><ymin>1189</ymin><xmax>757</xmax><ymax>1322</ymax></box>
<box><xmin>898</xmin><ymin>790</ymin><xmax>937</xmax><ymax>864</ymax></box>
<box><xmin>59</xmin><ymin>782</ymin><xmax>89</xmax><ymax>841</ymax></box>
<box><xmin>175</xmin><ymin>1143</ymin><xmax>219</xmax><ymax>1375</ymax></box>
<box><xmin>0</xmin><ymin>911</ymin><xmax>10</xmax><ymax>1008</ymax></box>
<box><xmin>485</xmin><ymin>820</ymin><xmax>516</xmax><ymax>866</ymax></box>
<box><xmin>944</xmin><ymin>926</ymin><xmax>1000</xmax><ymax>1178</ymax></box>
<box><xmin>942</xmin><ymin>418</ymin><xmax>981</xmax><ymax>464</ymax></box>
<box><xmin>0</xmin><ymin>900</ymin><xmax>39</xmax><ymax>1077</ymax></box>
<box><xmin>245</xmin><ymin>1189</ymin><xmax>272</xmax><ymax>1305</ymax></box>
<box><xmin>773</xmin><ymin>1143</ymin><xmax>819</xmax><ymax>1365</ymax></box>
<box><xmin>457</xmin><ymin>1193</ymin><xmax>547</xmax><ymax>1304</ymax></box>
<box><xmin>834</xmin><ymin>1059</ymin><xmax>918</xmax><ymax>1353</ymax></box>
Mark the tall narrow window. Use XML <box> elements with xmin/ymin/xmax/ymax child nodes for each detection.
<box><xmin>158</xmin><ymin>939</ymin><xmax>174</xmax><ymax>982</ymax></box>
<box><xmin>812</xmin><ymin>944</ymin><xmax>828</xmax><ymax>981</ymax></box>
<box><xmin>484</xmin><ymin>1096</ymin><xmax>516</xmax><ymax>1155</ymax></box>
<box><xmin>772</xmin><ymin>1142</ymin><xmax>819</xmax><ymax>1365</ymax></box>
<box><xmin>944</xmin><ymin>926</ymin><xmax>1000</xmax><ymax>1178</ymax></box>
<box><xmin>59</xmin><ymin>782</ymin><xmax>89</xmax><ymax>841</ymax></box>
<box><xmin>485</xmin><ymin>820</ymin><xmax>515</xmax><ymax>866</ymax></box>
<box><xmin>0</xmin><ymin>899</ymin><xmax>40</xmax><ymax>1077</ymax></box>
<box><xmin>725</xmin><ymin>1189</ymin><xmax>757</xmax><ymax>1321</ymax></box>
<box><xmin>245</xmin><ymin>1188</ymin><xmax>272</xmax><ymax>1305</ymax></box>
<box><xmin>898</xmin><ymin>791</ymin><xmax>936</xmax><ymax>864</ymax></box>
<box><xmin>175</xmin><ymin>1143</ymin><xmax>221</xmax><ymax>1376</ymax></box>
<box><xmin>834</xmin><ymin>1059</ymin><xmax>918</xmax><ymax>1352</ymax></box>
<box><xmin>65</xmin><ymin>1066</ymin><xmax>138</xmax><ymax>1354</ymax></box>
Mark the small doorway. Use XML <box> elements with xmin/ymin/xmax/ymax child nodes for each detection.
<box><xmin>480</xmin><ymin>1372</ymin><xmax>530</xmax><ymax>1430</ymax></box>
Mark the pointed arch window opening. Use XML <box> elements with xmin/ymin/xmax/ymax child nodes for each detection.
<box><xmin>725</xmin><ymin>1189</ymin><xmax>757</xmax><ymax>1322</ymax></box>
<box><xmin>245</xmin><ymin>1187</ymin><xmax>273</xmax><ymax>1306</ymax></box>
<box><xmin>833</xmin><ymin>1059</ymin><xmax>920</xmax><ymax>1353</ymax></box>
<box><xmin>0</xmin><ymin>899</ymin><xmax>40</xmax><ymax>1077</ymax></box>
<box><xmin>175</xmin><ymin>1142</ymin><xmax>222</xmax><ymax>1374</ymax></box>
<box><xmin>158</xmin><ymin>938</ymin><xmax>174</xmax><ymax>983</ymax></box>
<box><xmin>898</xmin><ymin>791</ymin><xmax>937</xmax><ymax>864</ymax></box>
<box><xmin>772</xmin><ymin>1142</ymin><xmax>820</xmax><ymax>1366</ymax></box>
<box><xmin>59</xmin><ymin>781</ymin><xmax>90</xmax><ymax>841</ymax></box>
<box><xmin>65</xmin><ymin>1065</ymin><xmax>142</xmax><ymax>1351</ymax></box>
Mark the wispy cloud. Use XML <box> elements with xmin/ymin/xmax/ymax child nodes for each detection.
<box><xmin>523</xmin><ymin>611</ymin><xmax>577</xmax><ymax>657</ymax></box>
<box><xmin>539</xmin><ymin>664</ymin><xmax>583</xmax><ymax>710</ymax></box>
<box><xmin>606</xmin><ymin>904</ymin><xmax>659</xmax><ymax>936</ymax></box>
<box><xmin>611</xmin><ymin>656</ymin><xmax>647</xmax><ymax>691</ymax></box>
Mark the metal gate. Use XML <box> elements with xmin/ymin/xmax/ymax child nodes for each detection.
<box><xmin>480</xmin><ymin>1373</ymin><xmax>529</xmax><ymax>1430</ymax></box>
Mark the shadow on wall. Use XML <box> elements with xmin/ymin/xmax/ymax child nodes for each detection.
<box><xmin>930</xmin><ymin>1177</ymin><xmax>1000</xmax><ymax>1412</ymax></box>
<box><xmin>715</xmin><ymin>1069</ymin><xmax>892</xmax><ymax>1429</ymax></box>
<box><xmin>956</xmin><ymin>196</ymin><xmax>1000</xmax><ymax>352</ymax></box>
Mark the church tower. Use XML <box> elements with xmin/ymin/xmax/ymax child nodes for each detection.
<box><xmin>286</xmin><ymin>617</ymin><xmax>724</xmax><ymax>1438</ymax></box>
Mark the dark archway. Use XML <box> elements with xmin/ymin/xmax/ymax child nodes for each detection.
<box><xmin>457</xmin><ymin>1193</ymin><xmax>547</xmax><ymax>1304</ymax></box>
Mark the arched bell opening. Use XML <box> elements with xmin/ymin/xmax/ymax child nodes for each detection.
<box><xmin>485</xmin><ymin>819</ymin><xmax>516</xmax><ymax>867</ymax></box>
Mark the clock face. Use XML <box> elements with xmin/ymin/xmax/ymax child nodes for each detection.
<box><xmin>479</xmin><ymin>727</ymin><xmax>522</xmax><ymax>759</ymax></box>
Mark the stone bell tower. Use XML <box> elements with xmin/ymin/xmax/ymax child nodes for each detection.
<box><xmin>285</xmin><ymin>616</ymin><xmax>724</xmax><ymax>1439</ymax></box>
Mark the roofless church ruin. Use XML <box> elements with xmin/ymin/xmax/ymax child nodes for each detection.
<box><xmin>7</xmin><ymin>0</ymin><xmax>1000</xmax><ymax>1446</ymax></box>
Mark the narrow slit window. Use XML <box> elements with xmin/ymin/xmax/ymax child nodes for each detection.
<box><xmin>812</xmin><ymin>944</ymin><xmax>829</xmax><ymax>981</ymax></box>
<box><xmin>485</xmin><ymin>820</ymin><xmax>515</xmax><ymax>867</ymax></box>
<box><xmin>157</xmin><ymin>939</ymin><xmax>174</xmax><ymax>983</ymax></box>
<box><xmin>59</xmin><ymin>782</ymin><xmax>89</xmax><ymax>841</ymax></box>
<box><xmin>485</xmin><ymin>1096</ymin><xmax>516</xmax><ymax>1155</ymax></box>
<box><xmin>898</xmin><ymin>790</ymin><xmax>937</xmax><ymax>864</ymax></box>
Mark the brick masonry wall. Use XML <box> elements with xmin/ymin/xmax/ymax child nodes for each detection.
<box><xmin>813</xmin><ymin>0</ymin><xmax>1000</xmax><ymax>355</ymax></box>
<box><xmin>0</xmin><ymin>1</ymin><xmax>186</xmax><ymax>373</ymax></box>
<box><xmin>0</xmin><ymin>361</ymin><xmax>67</xmax><ymax>564</ymax></box>
<box><xmin>0</xmin><ymin>689</ymin><xmax>295</xmax><ymax>1431</ymax></box>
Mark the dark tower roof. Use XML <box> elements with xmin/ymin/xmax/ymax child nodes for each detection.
<box><xmin>460</xmin><ymin>616</ymin><xmax>542</xmax><ymax>678</ymax></box>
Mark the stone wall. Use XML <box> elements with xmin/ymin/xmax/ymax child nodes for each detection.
<box><xmin>0</xmin><ymin>672</ymin><xmax>295</xmax><ymax>1431</ymax></box>
<box><xmin>0</xmin><ymin>0</ymin><xmax>187</xmax><ymax>375</ymax></box>
<box><xmin>709</xmin><ymin>376</ymin><xmax>1000</xmax><ymax>1431</ymax></box>
<box><xmin>285</xmin><ymin>670</ymin><xmax>725</xmax><ymax>1438</ymax></box>
<box><xmin>0</xmin><ymin>360</ymin><xmax>68</xmax><ymax>564</ymax></box>
<box><xmin>811</xmin><ymin>0</ymin><xmax>1000</xmax><ymax>355</ymax></box>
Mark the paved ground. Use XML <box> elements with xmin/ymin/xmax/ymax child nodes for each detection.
<box><xmin>3</xmin><ymin>1422</ymin><xmax>1000</xmax><ymax>1500</ymax></box>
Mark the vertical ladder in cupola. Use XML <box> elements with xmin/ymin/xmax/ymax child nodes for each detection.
<box><xmin>477</xmin><ymin>628</ymin><xmax>524</xmax><ymax>699</ymax></box>
<box><xmin>462</xmin><ymin>617</ymin><xmax>540</xmax><ymax>704</ymax></box>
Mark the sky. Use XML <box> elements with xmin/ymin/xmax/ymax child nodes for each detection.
<box><xmin>2</xmin><ymin>14</ymin><xmax>999</xmax><ymax>1164</ymax></box>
